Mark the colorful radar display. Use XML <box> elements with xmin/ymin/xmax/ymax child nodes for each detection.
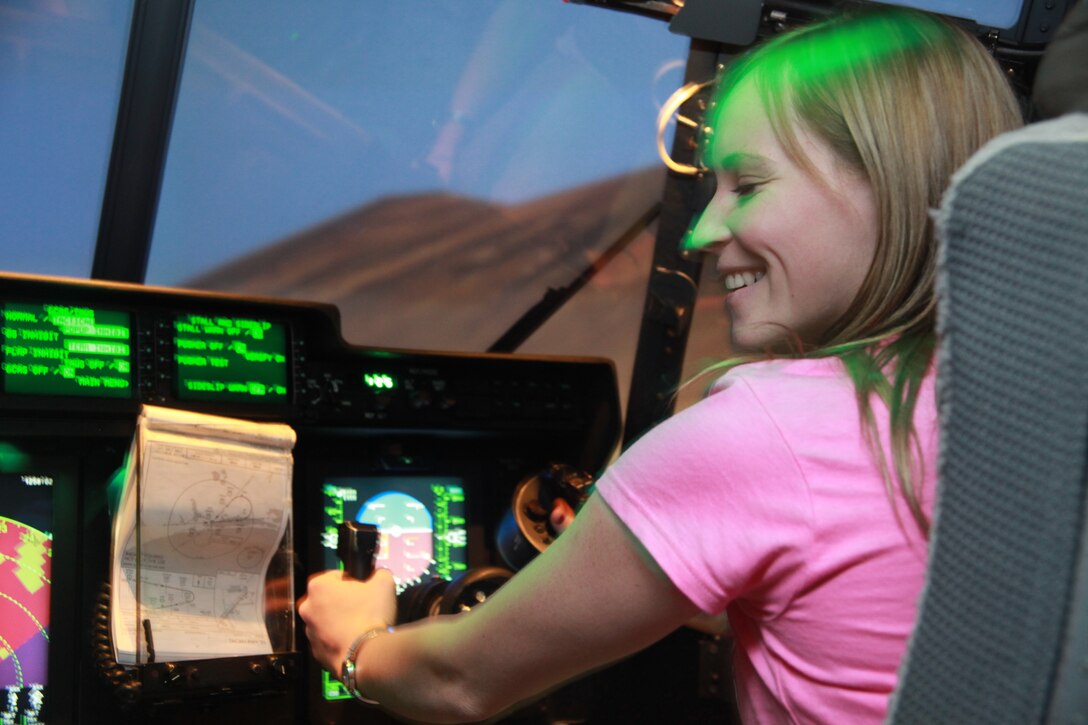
<box><xmin>0</xmin><ymin>473</ymin><xmax>51</xmax><ymax>724</ymax></box>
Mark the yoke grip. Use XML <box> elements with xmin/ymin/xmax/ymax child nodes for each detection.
<box><xmin>337</xmin><ymin>521</ymin><xmax>380</xmax><ymax>580</ymax></box>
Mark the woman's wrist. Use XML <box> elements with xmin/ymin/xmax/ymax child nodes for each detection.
<box><xmin>341</xmin><ymin>625</ymin><xmax>394</xmax><ymax>705</ymax></box>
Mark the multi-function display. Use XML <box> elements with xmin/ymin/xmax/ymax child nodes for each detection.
<box><xmin>174</xmin><ymin>313</ymin><xmax>289</xmax><ymax>403</ymax></box>
<box><xmin>1</xmin><ymin>302</ymin><xmax>132</xmax><ymax>398</ymax></box>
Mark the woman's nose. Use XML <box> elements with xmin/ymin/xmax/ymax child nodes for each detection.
<box><xmin>681</xmin><ymin>202</ymin><xmax>732</xmax><ymax>257</ymax></box>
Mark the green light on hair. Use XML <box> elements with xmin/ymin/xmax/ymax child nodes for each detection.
<box><xmin>701</xmin><ymin>7</ymin><xmax>937</xmax><ymax>168</ymax></box>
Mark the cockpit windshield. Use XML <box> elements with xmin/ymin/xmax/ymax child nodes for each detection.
<box><xmin>145</xmin><ymin>2</ymin><xmax>687</xmax><ymax>358</ymax></box>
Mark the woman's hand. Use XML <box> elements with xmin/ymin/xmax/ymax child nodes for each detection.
<box><xmin>289</xmin><ymin>496</ymin><xmax>700</xmax><ymax>722</ymax></box>
<box><xmin>298</xmin><ymin>568</ymin><xmax>398</xmax><ymax>674</ymax></box>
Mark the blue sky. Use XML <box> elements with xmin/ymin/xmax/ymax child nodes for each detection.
<box><xmin>0</xmin><ymin>1</ymin><xmax>689</xmax><ymax>283</ymax></box>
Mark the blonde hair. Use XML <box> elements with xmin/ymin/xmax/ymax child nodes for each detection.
<box><xmin>702</xmin><ymin>7</ymin><xmax>1023</xmax><ymax>532</ymax></box>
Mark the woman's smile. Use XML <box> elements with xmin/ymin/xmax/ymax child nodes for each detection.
<box><xmin>723</xmin><ymin>269</ymin><xmax>766</xmax><ymax>292</ymax></box>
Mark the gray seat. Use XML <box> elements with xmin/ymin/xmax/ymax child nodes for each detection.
<box><xmin>887</xmin><ymin>114</ymin><xmax>1088</xmax><ymax>723</ymax></box>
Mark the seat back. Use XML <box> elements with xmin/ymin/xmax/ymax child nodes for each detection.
<box><xmin>887</xmin><ymin>115</ymin><xmax>1088</xmax><ymax>724</ymax></box>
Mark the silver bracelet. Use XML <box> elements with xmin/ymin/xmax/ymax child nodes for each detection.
<box><xmin>341</xmin><ymin>626</ymin><xmax>393</xmax><ymax>705</ymax></box>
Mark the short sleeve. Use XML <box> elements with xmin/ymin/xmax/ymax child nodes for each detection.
<box><xmin>596</xmin><ymin>376</ymin><xmax>815</xmax><ymax>614</ymax></box>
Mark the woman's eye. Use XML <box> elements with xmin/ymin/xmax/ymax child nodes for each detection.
<box><xmin>732</xmin><ymin>182</ymin><xmax>761</xmax><ymax>197</ymax></box>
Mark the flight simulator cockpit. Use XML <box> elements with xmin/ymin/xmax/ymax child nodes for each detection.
<box><xmin>0</xmin><ymin>273</ymin><xmax>620</xmax><ymax>723</ymax></box>
<box><xmin>0</xmin><ymin>0</ymin><xmax>1077</xmax><ymax>722</ymax></box>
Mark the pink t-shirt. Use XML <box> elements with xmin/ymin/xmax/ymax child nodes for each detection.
<box><xmin>596</xmin><ymin>356</ymin><xmax>937</xmax><ymax>724</ymax></box>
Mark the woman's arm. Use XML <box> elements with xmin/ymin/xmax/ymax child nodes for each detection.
<box><xmin>299</xmin><ymin>493</ymin><xmax>701</xmax><ymax>723</ymax></box>
<box><xmin>550</xmin><ymin>497</ymin><xmax>731</xmax><ymax>637</ymax></box>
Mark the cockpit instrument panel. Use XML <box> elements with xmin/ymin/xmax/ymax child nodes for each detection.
<box><xmin>0</xmin><ymin>273</ymin><xmax>620</xmax><ymax>462</ymax></box>
<box><xmin>0</xmin><ymin>271</ymin><xmax>622</xmax><ymax>724</ymax></box>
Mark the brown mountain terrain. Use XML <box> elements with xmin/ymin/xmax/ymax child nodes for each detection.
<box><xmin>188</xmin><ymin>165</ymin><xmax>730</xmax><ymax>412</ymax></box>
<box><xmin>189</xmin><ymin>167</ymin><xmax>668</xmax><ymax>350</ymax></box>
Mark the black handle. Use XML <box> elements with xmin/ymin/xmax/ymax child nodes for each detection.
<box><xmin>337</xmin><ymin>521</ymin><xmax>380</xmax><ymax>580</ymax></box>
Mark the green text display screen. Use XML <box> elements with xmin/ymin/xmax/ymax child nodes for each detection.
<box><xmin>174</xmin><ymin>314</ymin><xmax>288</xmax><ymax>403</ymax></box>
<box><xmin>1</xmin><ymin>303</ymin><xmax>133</xmax><ymax>398</ymax></box>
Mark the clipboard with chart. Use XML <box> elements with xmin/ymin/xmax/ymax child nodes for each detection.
<box><xmin>109</xmin><ymin>405</ymin><xmax>296</xmax><ymax>666</ymax></box>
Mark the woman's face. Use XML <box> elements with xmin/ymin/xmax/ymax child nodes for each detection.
<box><xmin>687</xmin><ymin>80</ymin><xmax>880</xmax><ymax>352</ymax></box>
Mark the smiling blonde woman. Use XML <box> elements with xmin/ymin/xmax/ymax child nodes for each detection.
<box><xmin>300</xmin><ymin>8</ymin><xmax>1024</xmax><ymax>723</ymax></box>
